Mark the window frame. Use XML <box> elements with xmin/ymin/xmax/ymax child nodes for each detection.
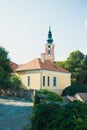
<box><xmin>27</xmin><ymin>76</ymin><xmax>30</xmax><ymax>87</ymax></box>
<box><xmin>48</xmin><ymin>76</ymin><xmax>50</xmax><ymax>86</ymax></box>
<box><xmin>48</xmin><ymin>49</ymin><xmax>50</xmax><ymax>54</ymax></box>
<box><xmin>43</xmin><ymin>76</ymin><xmax>45</xmax><ymax>87</ymax></box>
<box><xmin>53</xmin><ymin>77</ymin><xmax>57</xmax><ymax>87</ymax></box>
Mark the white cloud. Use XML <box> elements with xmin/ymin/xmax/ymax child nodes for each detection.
<box><xmin>84</xmin><ymin>19</ymin><xmax>87</xmax><ymax>28</ymax></box>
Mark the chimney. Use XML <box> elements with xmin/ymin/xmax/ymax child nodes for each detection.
<box><xmin>41</xmin><ymin>53</ymin><xmax>45</xmax><ymax>63</ymax></box>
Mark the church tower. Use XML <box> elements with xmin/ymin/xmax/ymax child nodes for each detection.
<box><xmin>45</xmin><ymin>27</ymin><xmax>55</xmax><ymax>62</ymax></box>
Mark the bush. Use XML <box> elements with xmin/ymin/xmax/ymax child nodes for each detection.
<box><xmin>34</xmin><ymin>90</ymin><xmax>40</xmax><ymax>107</ymax></box>
<box><xmin>31</xmin><ymin>102</ymin><xmax>61</xmax><ymax>130</ymax></box>
<box><xmin>34</xmin><ymin>89</ymin><xmax>63</xmax><ymax>106</ymax></box>
<box><xmin>62</xmin><ymin>85</ymin><xmax>87</xmax><ymax>96</ymax></box>
<box><xmin>31</xmin><ymin>101</ymin><xmax>87</xmax><ymax>130</ymax></box>
<box><xmin>11</xmin><ymin>75</ymin><xmax>22</xmax><ymax>90</ymax></box>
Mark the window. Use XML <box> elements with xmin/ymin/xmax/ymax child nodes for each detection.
<box><xmin>43</xmin><ymin>76</ymin><xmax>45</xmax><ymax>86</ymax></box>
<box><xmin>48</xmin><ymin>49</ymin><xmax>50</xmax><ymax>54</ymax></box>
<box><xmin>27</xmin><ymin>76</ymin><xmax>30</xmax><ymax>86</ymax></box>
<box><xmin>53</xmin><ymin>77</ymin><xmax>56</xmax><ymax>87</ymax></box>
<box><xmin>48</xmin><ymin>45</ymin><xmax>51</xmax><ymax>54</ymax></box>
<box><xmin>48</xmin><ymin>76</ymin><xmax>50</xmax><ymax>86</ymax></box>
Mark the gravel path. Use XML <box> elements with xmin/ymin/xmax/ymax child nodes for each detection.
<box><xmin>0</xmin><ymin>97</ymin><xmax>33</xmax><ymax>130</ymax></box>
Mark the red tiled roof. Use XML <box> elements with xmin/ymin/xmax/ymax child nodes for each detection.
<box><xmin>15</xmin><ymin>58</ymin><xmax>70</xmax><ymax>74</ymax></box>
<box><xmin>10</xmin><ymin>61</ymin><xmax>18</xmax><ymax>71</ymax></box>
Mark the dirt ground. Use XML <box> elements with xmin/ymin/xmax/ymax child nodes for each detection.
<box><xmin>0</xmin><ymin>96</ymin><xmax>33</xmax><ymax>130</ymax></box>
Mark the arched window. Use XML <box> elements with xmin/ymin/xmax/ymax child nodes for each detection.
<box><xmin>48</xmin><ymin>76</ymin><xmax>50</xmax><ymax>86</ymax></box>
<box><xmin>43</xmin><ymin>76</ymin><xmax>45</xmax><ymax>86</ymax></box>
<box><xmin>53</xmin><ymin>77</ymin><xmax>56</xmax><ymax>87</ymax></box>
<box><xmin>27</xmin><ymin>76</ymin><xmax>30</xmax><ymax>86</ymax></box>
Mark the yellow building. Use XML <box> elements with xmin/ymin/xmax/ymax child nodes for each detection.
<box><xmin>15</xmin><ymin>28</ymin><xmax>71</xmax><ymax>95</ymax></box>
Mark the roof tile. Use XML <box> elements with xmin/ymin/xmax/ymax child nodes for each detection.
<box><xmin>15</xmin><ymin>58</ymin><xmax>70</xmax><ymax>74</ymax></box>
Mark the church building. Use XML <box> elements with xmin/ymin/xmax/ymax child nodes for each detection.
<box><xmin>15</xmin><ymin>28</ymin><xmax>71</xmax><ymax>95</ymax></box>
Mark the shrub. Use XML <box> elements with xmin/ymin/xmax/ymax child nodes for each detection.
<box><xmin>62</xmin><ymin>85</ymin><xmax>87</xmax><ymax>96</ymax></box>
<box><xmin>34</xmin><ymin>89</ymin><xmax>63</xmax><ymax>106</ymax></box>
<box><xmin>31</xmin><ymin>102</ymin><xmax>61</xmax><ymax>130</ymax></box>
<box><xmin>31</xmin><ymin>101</ymin><xmax>87</xmax><ymax>130</ymax></box>
<box><xmin>40</xmin><ymin>89</ymin><xmax>63</xmax><ymax>101</ymax></box>
<box><xmin>11</xmin><ymin>75</ymin><xmax>22</xmax><ymax>90</ymax></box>
<box><xmin>34</xmin><ymin>90</ymin><xmax>40</xmax><ymax>107</ymax></box>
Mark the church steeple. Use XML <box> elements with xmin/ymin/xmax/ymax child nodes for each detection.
<box><xmin>47</xmin><ymin>26</ymin><xmax>53</xmax><ymax>44</ymax></box>
<box><xmin>44</xmin><ymin>27</ymin><xmax>55</xmax><ymax>62</ymax></box>
<box><xmin>41</xmin><ymin>27</ymin><xmax>55</xmax><ymax>63</ymax></box>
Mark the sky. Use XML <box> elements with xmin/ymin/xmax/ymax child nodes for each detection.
<box><xmin>0</xmin><ymin>0</ymin><xmax>87</xmax><ymax>64</ymax></box>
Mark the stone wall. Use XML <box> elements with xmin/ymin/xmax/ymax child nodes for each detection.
<box><xmin>0</xmin><ymin>88</ymin><xmax>35</xmax><ymax>101</ymax></box>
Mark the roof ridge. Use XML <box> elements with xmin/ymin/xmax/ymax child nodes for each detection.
<box><xmin>22</xmin><ymin>57</ymin><xmax>40</xmax><ymax>65</ymax></box>
<box><xmin>15</xmin><ymin>58</ymin><xmax>71</xmax><ymax>73</ymax></box>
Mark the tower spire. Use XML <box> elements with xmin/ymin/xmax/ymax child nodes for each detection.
<box><xmin>47</xmin><ymin>26</ymin><xmax>53</xmax><ymax>44</ymax></box>
<box><xmin>49</xmin><ymin>26</ymin><xmax>51</xmax><ymax>31</ymax></box>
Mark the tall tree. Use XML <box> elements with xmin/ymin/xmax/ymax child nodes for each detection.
<box><xmin>64</xmin><ymin>50</ymin><xmax>84</xmax><ymax>85</ymax></box>
<box><xmin>82</xmin><ymin>55</ymin><xmax>87</xmax><ymax>85</ymax></box>
<box><xmin>0</xmin><ymin>46</ymin><xmax>12</xmax><ymax>88</ymax></box>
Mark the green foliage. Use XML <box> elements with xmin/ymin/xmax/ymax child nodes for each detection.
<box><xmin>40</xmin><ymin>89</ymin><xmax>63</xmax><ymax>101</ymax></box>
<box><xmin>74</xmin><ymin>123</ymin><xmax>87</xmax><ymax>130</ymax></box>
<box><xmin>11</xmin><ymin>75</ymin><xmax>22</xmax><ymax>89</ymax></box>
<box><xmin>62</xmin><ymin>85</ymin><xmax>87</xmax><ymax>96</ymax></box>
<box><xmin>34</xmin><ymin>89</ymin><xmax>63</xmax><ymax>106</ymax></box>
<box><xmin>55</xmin><ymin>61</ymin><xmax>65</xmax><ymax>68</ymax></box>
<box><xmin>64</xmin><ymin>50</ymin><xmax>84</xmax><ymax>85</ymax></box>
<box><xmin>0</xmin><ymin>46</ymin><xmax>13</xmax><ymax>88</ymax></box>
<box><xmin>0</xmin><ymin>46</ymin><xmax>22</xmax><ymax>89</ymax></box>
<box><xmin>55</xmin><ymin>51</ymin><xmax>87</xmax><ymax>85</ymax></box>
<box><xmin>81</xmin><ymin>55</ymin><xmax>87</xmax><ymax>85</ymax></box>
<box><xmin>31</xmin><ymin>101</ymin><xmax>87</xmax><ymax>130</ymax></box>
<box><xmin>31</xmin><ymin>102</ymin><xmax>61</xmax><ymax>130</ymax></box>
<box><xmin>34</xmin><ymin>90</ymin><xmax>40</xmax><ymax>107</ymax></box>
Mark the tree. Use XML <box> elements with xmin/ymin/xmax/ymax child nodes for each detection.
<box><xmin>82</xmin><ymin>55</ymin><xmax>87</xmax><ymax>85</ymax></box>
<box><xmin>62</xmin><ymin>85</ymin><xmax>87</xmax><ymax>96</ymax></box>
<box><xmin>64</xmin><ymin>50</ymin><xmax>84</xmax><ymax>85</ymax></box>
<box><xmin>55</xmin><ymin>61</ymin><xmax>65</xmax><ymax>68</ymax></box>
<box><xmin>0</xmin><ymin>46</ymin><xmax>13</xmax><ymax>88</ymax></box>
